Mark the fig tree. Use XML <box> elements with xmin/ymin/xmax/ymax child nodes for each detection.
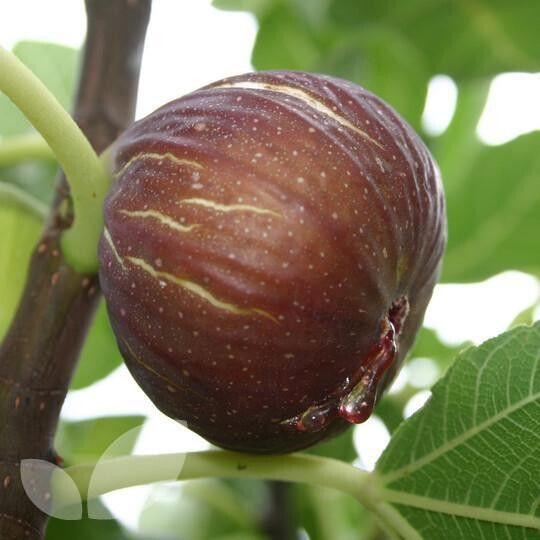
<box><xmin>98</xmin><ymin>71</ymin><xmax>446</xmax><ymax>453</ymax></box>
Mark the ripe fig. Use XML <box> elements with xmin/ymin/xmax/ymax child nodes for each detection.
<box><xmin>99</xmin><ymin>71</ymin><xmax>446</xmax><ymax>454</ymax></box>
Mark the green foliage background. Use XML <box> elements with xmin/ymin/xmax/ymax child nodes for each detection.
<box><xmin>0</xmin><ymin>1</ymin><xmax>539</xmax><ymax>539</ymax></box>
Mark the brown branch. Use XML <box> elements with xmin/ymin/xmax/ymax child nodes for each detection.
<box><xmin>261</xmin><ymin>481</ymin><xmax>296</xmax><ymax>540</ymax></box>
<box><xmin>0</xmin><ymin>1</ymin><xmax>151</xmax><ymax>538</ymax></box>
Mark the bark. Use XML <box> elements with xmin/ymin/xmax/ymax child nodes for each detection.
<box><xmin>261</xmin><ymin>482</ymin><xmax>296</xmax><ymax>540</ymax></box>
<box><xmin>0</xmin><ymin>1</ymin><xmax>151</xmax><ymax>538</ymax></box>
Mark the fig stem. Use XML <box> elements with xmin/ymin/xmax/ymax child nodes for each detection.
<box><xmin>0</xmin><ymin>133</ymin><xmax>55</xmax><ymax>167</ymax></box>
<box><xmin>0</xmin><ymin>180</ymin><xmax>49</xmax><ymax>218</ymax></box>
<box><xmin>53</xmin><ymin>451</ymin><xmax>422</xmax><ymax>537</ymax></box>
<box><xmin>56</xmin><ymin>450</ymin><xmax>373</xmax><ymax>506</ymax></box>
<box><xmin>0</xmin><ymin>45</ymin><xmax>109</xmax><ymax>273</ymax></box>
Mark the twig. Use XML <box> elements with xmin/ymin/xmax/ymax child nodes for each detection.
<box><xmin>261</xmin><ymin>481</ymin><xmax>296</xmax><ymax>540</ymax></box>
<box><xmin>0</xmin><ymin>1</ymin><xmax>151</xmax><ymax>538</ymax></box>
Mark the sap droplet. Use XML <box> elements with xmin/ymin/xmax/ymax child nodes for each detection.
<box><xmin>280</xmin><ymin>401</ymin><xmax>337</xmax><ymax>433</ymax></box>
<box><xmin>296</xmin><ymin>401</ymin><xmax>337</xmax><ymax>432</ymax></box>
<box><xmin>338</xmin><ymin>317</ymin><xmax>398</xmax><ymax>425</ymax></box>
<box><xmin>338</xmin><ymin>375</ymin><xmax>378</xmax><ymax>424</ymax></box>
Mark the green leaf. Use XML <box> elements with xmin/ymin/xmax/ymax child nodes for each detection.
<box><xmin>55</xmin><ymin>416</ymin><xmax>144</xmax><ymax>466</ymax></box>
<box><xmin>0</xmin><ymin>203</ymin><xmax>43</xmax><ymax>341</ymax></box>
<box><xmin>376</xmin><ymin>322</ymin><xmax>540</xmax><ymax>538</ymax></box>
<box><xmin>430</xmin><ymin>78</ymin><xmax>540</xmax><ymax>282</ymax></box>
<box><xmin>318</xmin><ymin>26</ymin><xmax>428</xmax><ymax>128</ymax></box>
<box><xmin>0</xmin><ymin>41</ymin><xmax>79</xmax><ymax>137</ymax></box>
<box><xmin>223</xmin><ymin>0</ymin><xmax>540</xmax><ymax>81</ymax></box>
<box><xmin>328</xmin><ymin>0</ymin><xmax>540</xmax><ymax>79</ymax></box>
<box><xmin>212</xmin><ymin>535</ymin><xmax>265</xmax><ymax>540</ymax></box>
<box><xmin>214</xmin><ymin>0</ymin><xmax>330</xmax><ymax>24</ymax></box>
<box><xmin>212</xmin><ymin>0</ymin><xmax>274</xmax><ymax>16</ymax></box>
<box><xmin>442</xmin><ymin>131</ymin><xmax>540</xmax><ymax>282</ymax></box>
<box><xmin>430</xmin><ymin>79</ymin><xmax>490</xmax><ymax>191</ymax></box>
<box><xmin>71</xmin><ymin>300</ymin><xmax>124</xmax><ymax>390</ymax></box>
<box><xmin>252</xmin><ymin>4</ymin><xmax>322</xmax><ymax>70</ymax></box>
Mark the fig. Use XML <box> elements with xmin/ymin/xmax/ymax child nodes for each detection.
<box><xmin>98</xmin><ymin>71</ymin><xmax>446</xmax><ymax>454</ymax></box>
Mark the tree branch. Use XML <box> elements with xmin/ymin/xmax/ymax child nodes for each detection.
<box><xmin>0</xmin><ymin>1</ymin><xmax>151</xmax><ymax>538</ymax></box>
<box><xmin>261</xmin><ymin>482</ymin><xmax>296</xmax><ymax>540</ymax></box>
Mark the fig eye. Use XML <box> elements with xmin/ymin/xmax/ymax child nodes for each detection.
<box><xmin>99</xmin><ymin>71</ymin><xmax>446</xmax><ymax>454</ymax></box>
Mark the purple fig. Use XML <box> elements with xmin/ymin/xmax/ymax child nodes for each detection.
<box><xmin>98</xmin><ymin>71</ymin><xmax>446</xmax><ymax>453</ymax></box>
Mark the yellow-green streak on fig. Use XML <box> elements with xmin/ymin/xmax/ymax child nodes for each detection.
<box><xmin>126</xmin><ymin>256</ymin><xmax>278</xmax><ymax>323</ymax></box>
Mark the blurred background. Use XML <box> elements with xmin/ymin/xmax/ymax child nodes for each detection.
<box><xmin>1</xmin><ymin>0</ymin><xmax>539</xmax><ymax>538</ymax></box>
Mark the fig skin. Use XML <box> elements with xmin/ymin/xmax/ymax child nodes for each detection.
<box><xmin>99</xmin><ymin>71</ymin><xmax>446</xmax><ymax>454</ymax></box>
